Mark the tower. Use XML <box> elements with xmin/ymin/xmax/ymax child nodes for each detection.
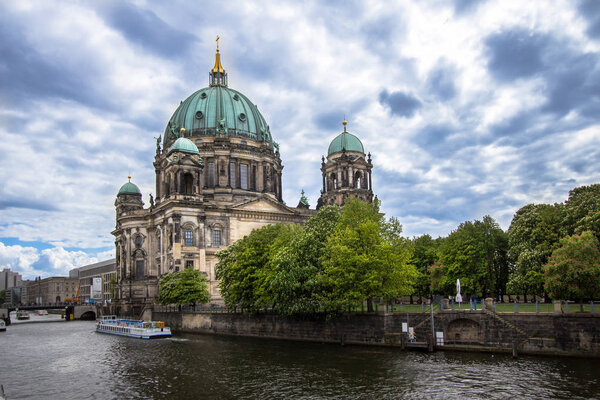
<box><xmin>318</xmin><ymin>120</ymin><xmax>373</xmax><ymax>208</ymax></box>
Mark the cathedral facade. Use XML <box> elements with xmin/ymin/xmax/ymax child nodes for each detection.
<box><xmin>112</xmin><ymin>44</ymin><xmax>374</xmax><ymax>308</ymax></box>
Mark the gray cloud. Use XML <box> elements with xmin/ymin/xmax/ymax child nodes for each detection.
<box><xmin>0</xmin><ymin>17</ymin><xmax>107</xmax><ymax>109</ymax></box>
<box><xmin>454</xmin><ymin>0</ymin><xmax>486</xmax><ymax>15</ymax></box>
<box><xmin>0</xmin><ymin>198</ymin><xmax>60</xmax><ymax>212</ymax></box>
<box><xmin>579</xmin><ymin>0</ymin><xmax>600</xmax><ymax>39</ymax></box>
<box><xmin>485</xmin><ymin>30</ymin><xmax>549</xmax><ymax>82</ymax></box>
<box><xmin>426</xmin><ymin>62</ymin><xmax>457</xmax><ymax>100</ymax></box>
<box><xmin>96</xmin><ymin>2</ymin><xmax>198</xmax><ymax>58</ymax></box>
<box><xmin>379</xmin><ymin>90</ymin><xmax>421</xmax><ymax>117</ymax></box>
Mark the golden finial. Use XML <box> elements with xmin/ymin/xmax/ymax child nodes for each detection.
<box><xmin>180</xmin><ymin>127</ymin><xmax>186</xmax><ymax>134</ymax></box>
<box><xmin>128</xmin><ymin>175</ymin><xmax>131</xmax><ymax>182</ymax></box>
<box><xmin>211</xmin><ymin>35</ymin><xmax>225</xmax><ymax>74</ymax></box>
<box><xmin>342</xmin><ymin>119</ymin><xmax>347</xmax><ymax>132</ymax></box>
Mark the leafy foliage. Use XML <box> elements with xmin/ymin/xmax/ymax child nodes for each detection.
<box><xmin>216</xmin><ymin>223</ymin><xmax>298</xmax><ymax>311</ymax></box>
<box><xmin>264</xmin><ymin>206</ymin><xmax>340</xmax><ymax>315</ymax></box>
<box><xmin>319</xmin><ymin>199</ymin><xmax>416</xmax><ymax>312</ymax></box>
<box><xmin>544</xmin><ymin>231</ymin><xmax>600</xmax><ymax>302</ymax></box>
<box><xmin>507</xmin><ymin>203</ymin><xmax>564</xmax><ymax>297</ymax></box>
<box><xmin>158</xmin><ymin>267</ymin><xmax>210</xmax><ymax>305</ymax></box>
<box><xmin>563</xmin><ymin>184</ymin><xmax>600</xmax><ymax>241</ymax></box>
<box><xmin>410</xmin><ymin>234</ymin><xmax>442</xmax><ymax>299</ymax></box>
<box><xmin>434</xmin><ymin>216</ymin><xmax>508</xmax><ymax>298</ymax></box>
<box><xmin>216</xmin><ymin>199</ymin><xmax>416</xmax><ymax>315</ymax></box>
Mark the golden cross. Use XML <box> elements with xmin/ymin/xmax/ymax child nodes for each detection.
<box><xmin>216</xmin><ymin>35</ymin><xmax>220</xmax><ymax>51</ymax></box>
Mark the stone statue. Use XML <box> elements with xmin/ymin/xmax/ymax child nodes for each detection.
<box><xmin>149</xmin><ymin>193</ymin><xmax>154</xmax><ymax>208</ymax></box>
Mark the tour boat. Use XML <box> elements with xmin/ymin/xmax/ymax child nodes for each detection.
<box><xmin>35</xmin><ymin>310</ymin><xmax>49</xmax><ymax>316</ymax></box>
<box><xmin>0</xmin><ymin>319</ymin><xmax>6</xmax><ymax>332</ymax></box>
<box><xmin>95</xmin><ymin>315</ymin><xmax>171</xmax><ymax>339</ymax></box>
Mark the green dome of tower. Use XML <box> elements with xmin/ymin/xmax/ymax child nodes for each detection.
<box><xmin>167</xmin><ymin>137</ymin><xmax>201</xmax><ymax>156</ymax></box>
<box><xmin>327</xmin><ymin>120</ymin><xmax>365</xmax><ymax>155</ymax></box>
<box><xmin>117</xmin><ymin>178</ymin><xmax>141</xmax><ymax>196</ymax></box>
<box><xmin>163</xmin><ymin>46</ymin><xmax>273</xmax><ymax>147</ymax></box>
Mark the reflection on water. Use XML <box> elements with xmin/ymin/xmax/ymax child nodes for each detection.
<box><xmin>1</xmin><ymin>320</ymin><xmax>598</xmax><ymax>399</ymax></box>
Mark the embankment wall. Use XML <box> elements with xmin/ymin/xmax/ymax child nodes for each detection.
<box><xmin>152</xmin><ymin>310</ymin><xmax>600</xmax><ymax>358</ymax></box>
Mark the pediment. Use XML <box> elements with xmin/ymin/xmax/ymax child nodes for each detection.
<box><xmin>230</xmin><ymin>197</ymin><xmax>295</xmax><ymax>214</ymax></box>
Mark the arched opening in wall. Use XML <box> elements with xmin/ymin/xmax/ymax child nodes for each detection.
<box><xmin>56</xmin><ymin>296</ymin><xmax>61</xmax><ymax>303</ymax></box>
<box><xmin>330</xmin><ymin>173</ymin><xmax>337</xmax><ymax>190</ymax></box>
<box><xmin>80</xmin><ymin>311</ymin><xmax>96</xmax><ymax>320</ymax></box>
<box><xmin>183</xmin><ymin>173</ymin><xmax>194</xmax><ymax>194</ymax></box>
<box><xmin>164</xmin><ymin>175</ymin><xmax>171</xmax><ymax>197</ymax></box>
<box><xmin>355</xmin><ymin>171</ymin><xmax>362</xmax><ymax>188</ymax></box>
<box><xmin>446</xmin><ymin>318</ymin><xmax>483</xmax><ymax>344</ymax></box>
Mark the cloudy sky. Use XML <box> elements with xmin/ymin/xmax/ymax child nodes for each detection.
<box><xmin>1</xmin><ymin>0</ymin><xmax>600</xmax><ymax>280</ymax></box>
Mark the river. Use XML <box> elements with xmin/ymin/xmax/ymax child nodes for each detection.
<box><xmin>0</xmin><ymin>317</ymin><xmax>598</xmax><ymax>399</ymax></box>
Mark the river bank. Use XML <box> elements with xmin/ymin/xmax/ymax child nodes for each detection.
<box><xmin>153</xmin><ymin>309</ymin><xmax>600</xmax><ymax>358</ymax></box>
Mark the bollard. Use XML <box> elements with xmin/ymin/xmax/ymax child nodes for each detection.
<box><xmin>514</xmin><ymin>301</ymin><xmax>518</xmax><ymax>313</ymax></box>
<box><xmin>536</xmin><ymin>301</ymin><xmax>539</xmax><ymax>314</ymax></box>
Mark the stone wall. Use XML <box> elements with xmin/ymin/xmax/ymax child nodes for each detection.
<box><xmin>152</xmin><ymin>310</ymin><xmax>600</xmax><ymax>357</ymax></box>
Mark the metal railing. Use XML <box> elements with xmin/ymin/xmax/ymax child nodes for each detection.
<box><xmin>152</xmin><ymin>300</ymin><xmax>600</xmax><ymax>315</ymax></box>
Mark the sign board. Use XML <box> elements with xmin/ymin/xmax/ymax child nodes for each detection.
<box><xmin>402</xmin><ymin>322</ymin><xmax>408</xmax><ymax>333</ymax></box>
<box><xmin>91</xmin><ymin>277</ymin><xmax>103</xmax><ymax>300</ymax></box>
<box><xmin>436</xmin><ymin>331</ymin><xmax>444</xmax><ymax>346</ymax></box>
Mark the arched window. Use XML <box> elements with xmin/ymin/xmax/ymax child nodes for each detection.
<box><xmin>330</xmin><ymin>173</ymin><xmax>337</xmax><ymax>190</ymax></box>
<box><xmin>355</xmin><ymin>171</ymin><xmax>362</xmax><ymax>188</ymax></box>
<box><xmin>183</xmin><ymin>172</ymin><xmax>194</xmax><ymax>194</ymax></box>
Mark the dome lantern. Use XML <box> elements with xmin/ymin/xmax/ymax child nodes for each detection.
<box><xmin>209</xmin><ymin>35</ymin><xmax>227</xmax><ymax>87</ymax></box>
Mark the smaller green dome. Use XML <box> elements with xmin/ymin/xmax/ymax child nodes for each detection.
<box><xmin>117</xmin><ymin>181</ymin><xmax>141</xmax><ymax>196</ymax></box>
<box><xmin>328</xmin><ymin>131</ymin><xmax>364</xmax><ymax>155</ymax></box>
<box><xmin>167</xmin><ymin>137</ymin><xmax>201</xmax><ymax>156</ymax></box>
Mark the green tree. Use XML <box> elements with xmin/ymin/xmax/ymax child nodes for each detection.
<box><xmin>507</xmin><ymin>203</ymin><xmax>564</xmax><ymax>300</ymax></box>
<box><xmin>158</xmin><ymin>267</ymin><xmax>210</xmax><ymax>305</ymax></box>
<box><xmin>215</xmin><ymin>223</ymin><xmax>298</xmax><ymax>311</ymax></box>
<box><xmin>544</xmin><ymin>231</ymin><xmax>600</xmax><ymax>309</ymax></box>
<box><xmin>436</xmin><ymin>216</ymin><xmax>508</xmax><ymax>298</ymax></box>
<box><xmin>563</xmin><ymin>184</ymin><xmax>600</xmax><ymax>241</ymax></box>
<box><xmin>410</xmin><ymin>234</ymin><xmax>442</xmax><ymax>302</ymax></box>
<box><xmin>319</xmin><ymin>199</ymin><xmax>416</xmax><ymax>312</ymax></box>
<box><xmin>263</xmin><ymin>206</ymin><xmax>340</xmax><ymax>315</ymax></box>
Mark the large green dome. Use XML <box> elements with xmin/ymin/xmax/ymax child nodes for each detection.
<box><xmin>164</xmin><ymin>85</ymin><xmax>273</xmax><ymax>146</ymax></box>
<box><xmin>328</xmin><ymin>131</ymin><xmax>364</xmax><ymax>155</ymax></box>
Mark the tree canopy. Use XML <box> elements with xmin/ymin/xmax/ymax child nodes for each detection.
<box><xmin>216</xmin><ymin>199</ymin><xmax>416</xmax><ymax>315</ymax></box>
<box><xmin>506</xmin><ymin>203</ymin><xmax>564</xmax><ymax>298</ymax></box>
<box><xmin>158</xmin><ymin>267</ymin><xmax>210</xmax><ymax>305</ymax></box>
<box><xmin>319</xmin><ymin>199</ymin><xmax>416</xmax><ymax>312</ymax></box>
<box><xmin>544</xmin><ymin>231</ymin><xmax>600</xmax><ymax>303</ymax></box>
<box><xmin>433</xmin><ymin>215</ymin><xmax>508</xmax><ymax>298</ymax></box>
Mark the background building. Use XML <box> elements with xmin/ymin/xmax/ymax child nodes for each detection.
<box><xmin>23</xmin><ymin>277</ymin><xmax>78</xmax><ymax>305</ymax></box>
<box><xmin>70</xmin><ymin>259</ymin><xmax>117</xmax><ymax>303</ymax></box>
<box><xmin>1</xmin><ymin>268</ymin><xmax>23</xmax><ymax>291</ymax></box>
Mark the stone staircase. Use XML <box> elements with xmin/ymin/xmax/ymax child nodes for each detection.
<box><xmin>483</xmin><ymin>308</ymin><xmax>530</xmax><ymax>345</ymax></box>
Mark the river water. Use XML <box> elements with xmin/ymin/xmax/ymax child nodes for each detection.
<box><xmin>1</xmin><ymin>316</ymin><xmax>599</xmax><ymax>399</ymax></box>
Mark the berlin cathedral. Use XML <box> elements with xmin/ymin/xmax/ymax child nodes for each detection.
<box><xmin>112</xmin><ymin>42</ymin><xmax>375</xmax><ymax>307</ymax></box>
